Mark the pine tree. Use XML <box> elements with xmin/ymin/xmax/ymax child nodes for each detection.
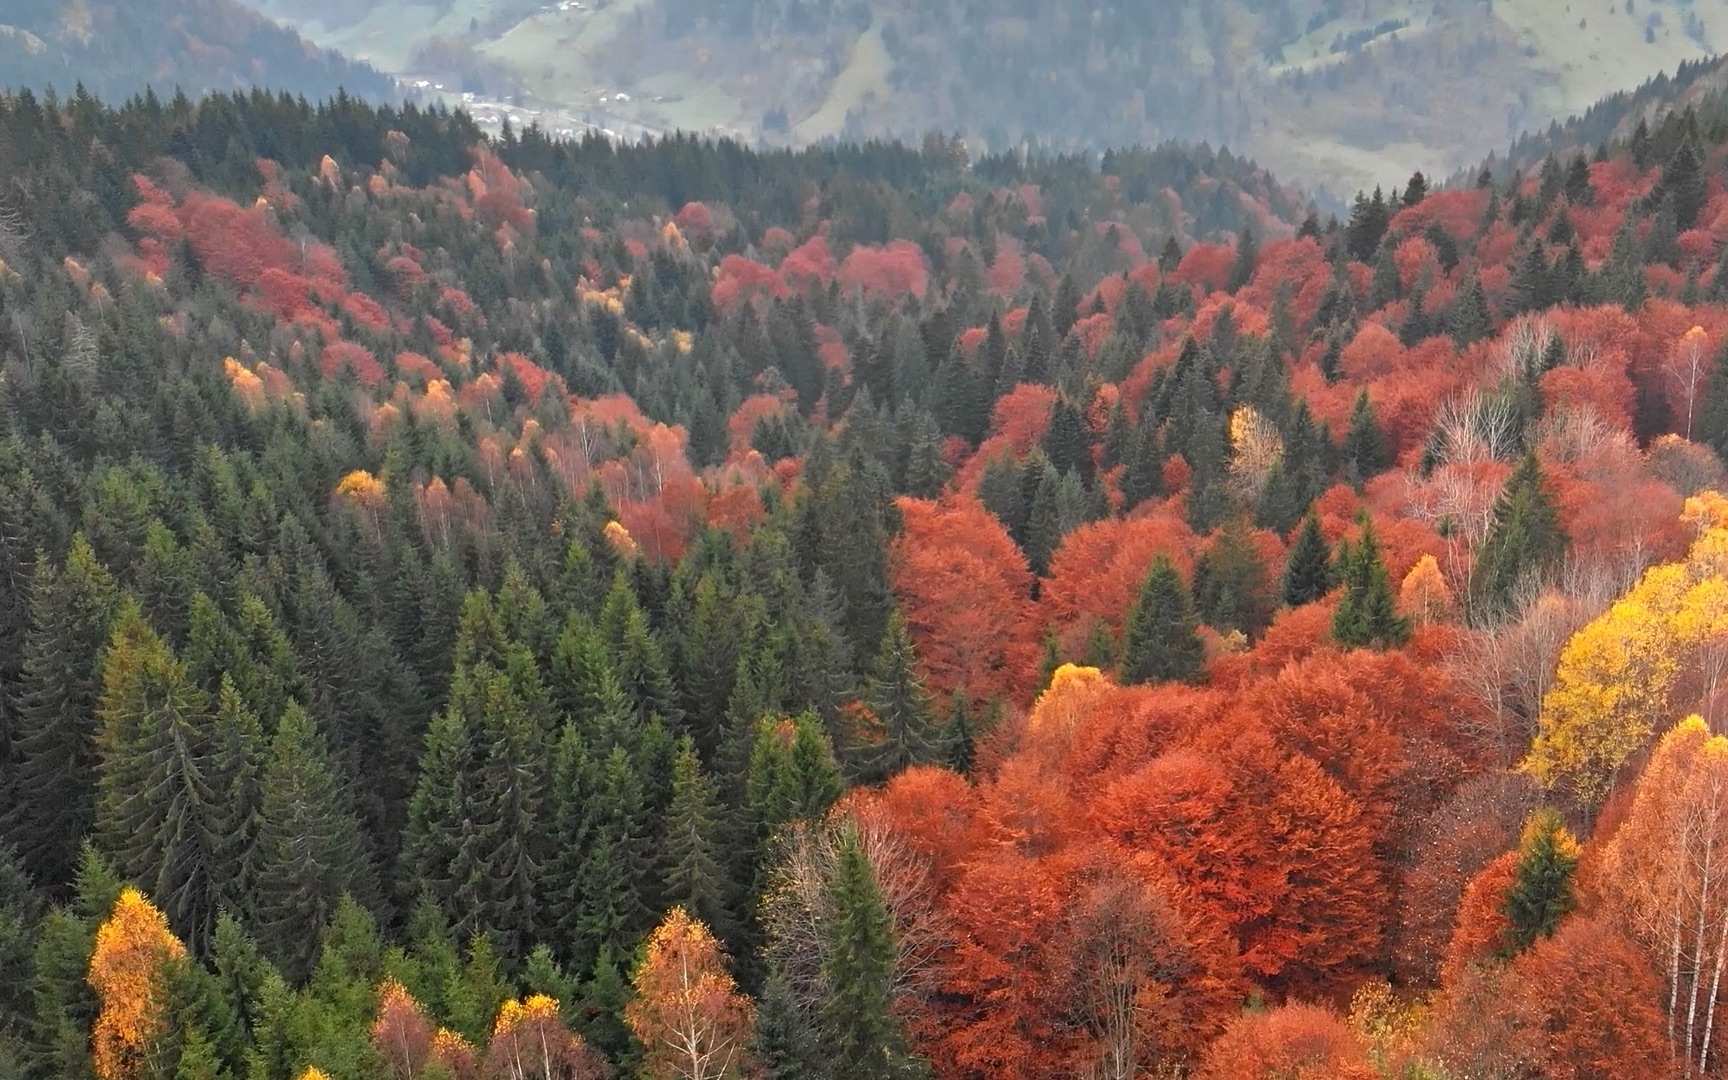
<box><xmin>1121</xmin><ymin>556</ymin><xmax>1205</xmax><ymax>685</ymax></box>
<box><xmin>1282</xmin><ymin>513</ymin><xmax>1337</xmax><ymax>607</ymax></box>
<box><xmin>1227</xmin><ymin>226</ymin><xmax>1259</xmax><ymax>291</ymax></box>
<box><xmin>851</xmin><ymin>611</ymin><xmax>941</xmax><ymax>784</ymax></box>
<box><xmin>1470</xmin><ymin>452</ymin><xmax>1569</xmax><ymax>620</ymax></box>
<box><xmin>400</xmin><ymin>662</ymin><xmax>546</xmax><ymax>962</ymax></box>
<box><xmin>1402</xmin><ymin>170</ymin><xmax>1429</xmax><ymax>207</ymax></box>
<box><xmin>1599</xmin><ymin>219</ymin><xmax>1648</xmax><ymax>310</ymax></box>
<box><xmin>1660</xmin><ymin>137</ymin><xmax>1707</xmax><ymax>230</ymax></box>
<box><xmin>1022</xmin><ymin>465</ymin><xmax>1063</xmax><ymax>577</ymax></box>
<box><xmin>1345</xmin><ymin>187</ymin><xmax>1391</xmax><ymax>262</ymax></box>
<box><xmin>1505</xmin><ymin>243</ymin><xmax>1552</xmax><ymax>314</ymax></box>
<box><xmin>206</xmin><ymin>680</ymin><xmax>264</xmax><ymax>927</ymax></box>
<box><xmin>1368</xmin><ymin>243</ymin><xmax>1401</xmax><ymax>309</ymax></box>
<box><xmin>747</xmin><ymin>713</ymin><xmax>844</xmax><ymax>845</ymax></box>
<box><xmin>821</xmin><ymin>825</ymin><xmax>922</xmax><ymax>1080</ymax></box>
<box><xmin>251</xmin><ymin>701</ymin><xmax>372</xmax><ymax>982</ymax></box>
<box><xmin>1342</xmin><ymin>389</ymin><xmax>1391</xmax><ymax>481</ymax></box>
<box><xmin>661</xmin><ymin>735</ymin><xmax>737</xmax><ymax>944</ymax></box>
<box><xmin>1698</xmin><ymin>338</ymin><xmax>1728</xmax><ymax>461</ymax></box>
<box><xmin>753</xmin><ymin>967</ymin><xmax>826</xmax><ymax>1080</ymax></box>
<box><xmin>3</xmin><ymin>535</ymin><xmax>118</xmax><ymax>891</ymax></box>
<box><xmin>1499</xmin><ymin>808</ymin><xmax>1580</xmax><ymax>958</ymax></box>
<box><xmin>1192</xmin><ymin>517</ymin><xmax>1274</xmax><ymax>638</ymax></box>
<box><xmin>1330</xmin><ymin>521</ymin><xmax>1412</xmax><ymax>650</ymax></box>
<box><xmin>93</xmin><ymin>604</ymin><xmax>228</xmax><ymax>957</ymax></box>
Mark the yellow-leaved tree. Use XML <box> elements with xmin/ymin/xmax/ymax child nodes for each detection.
<box><xmin>1523</xmin><ymin>501</ymin><xmax>1728</xmax><ymax>804</ymax></box>
<box><xmin>487</xmin><ymin>994</ymin><xmax>608</xmax><ymax>1080</ymax></box>
<box><xmin>1599</xmin><ymin>717</ymin><xmax>1728</xmax><ymax>1075</ymax></box>
<box><xmin>87</xmin><ymin>888</ymin><xmax>187</xmax><ymax>1080</ymax></box>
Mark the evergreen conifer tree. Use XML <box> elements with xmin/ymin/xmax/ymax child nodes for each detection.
<box><xmin>1121</xmin><ymin>556</ymin><xmax>1205</xmax><ymax>684</ymax></box>
<box><xmin>1342</xmin><ymin>389</ymin><xmax>1391</xmax><ymax>481</ymax></box>
<box><xmin>821</xmin><ymin>825</ymin><xmax>923</xmax><ymax>1080</ymax></box>
<box><xmin>251</xmin><ymin>702</ymin><xmax>372</xmax><ymax>981</ymax></box>
<box><xmin>3</xmin><ymin>535</ymin><xmax>117</xmax><ymax>890</ymax></box>
<box><xmin>1470</xmin><ymin>452</ymin><xmax>1569</xmax><ymax>620</ymax></box>
<box><xmin>851</xmin><ymin>612</ymin><xmax>941</xmax><ymax>784</ymax></box>
<box><xmin>1330</xmin><ymin>521</ymin><xmax>1412</xmax><ymax>649</ymax></box>
<box><xmin>1282</xmin><ymin>513</ymin><xmax>1337</xmax><ymax>607</ymax></box>
<box><xmin>94</xmin><ymin>605</ymin><xmax>227</xmax><ymax>956</ymax></box>
<box><xmin>1499</xmin><ymin>809</ymin><xmax>1579</xmax><ymax>958</ymax></box>
<box><xmin>660</xmin><ymin>735</ymin><xmax>737</xmax><ymax>944</ymax></box>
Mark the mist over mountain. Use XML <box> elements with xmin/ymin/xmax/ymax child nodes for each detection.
<box><xmin>0</xmin><ymin>0</ymin><xmax>396</xmax><ymax>103</ymax></box>
<box><xmin>244</xmin><ymin>0</ymin><xmax>1728</xmax><ymax>191</ymax></box>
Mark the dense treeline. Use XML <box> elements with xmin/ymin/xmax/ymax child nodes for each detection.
<box><xmin>1</xmin><ymin>81</ymin><xmax>1727</xmax><ymax>1079</ymax></box>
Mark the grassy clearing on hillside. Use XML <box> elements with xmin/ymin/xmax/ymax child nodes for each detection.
<box><xmin>794</xmin><ymin>22</ymin><xmax>888</xmax><ymax>142</ymax></box>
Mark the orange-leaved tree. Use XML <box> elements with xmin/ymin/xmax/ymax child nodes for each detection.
<box><xmin>626</xmin><ymin>907</ymin><xmax>756</xmax><ymax>1080</ymax></box>
<box><xmin>87</xmin><ymin>887</ymin><xmax>187</xmax><ymax>1080</ymax></box>
<box><xmin>371</xmin><ymin>978</ymin><xmax>434</xmax><ymax>1080</ymax></box>
<box><xmin>486</xmin><ymin>994</ymin><xmax>609</xmax><ymax>1080</ymax></box>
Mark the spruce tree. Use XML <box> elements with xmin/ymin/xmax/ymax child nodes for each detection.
<box><xmin>251</xmin><ymin>701</ymin><xmax>373</xmax><ymax>982</ymax></box>
<box><xmin>754</xmin><ymin>967</ymin><xmax>826</xmax><ymax>1080</ymax></box>
<box><xmin>1022</xmin><ymin>465</ymin><xmax>1063</xmax><ymax>577</ymax></box>
<box><xmin>1470</xmin><ymin>452</ymin><xmax>1569</xmax><ymax>620</ymax></box>
<box><xmin>851</xmin><ymin>611</ymin><xmax>941</xmax><ymax>784</ymax></box>
<box><xmin>206</xmin><ymin>680</ymin><xmax>264</xmax><ymax>927</ymax></box>
<box><xmin>3</xmin><ymin>535</ymin><xmax>117</xmax><ymax>891</ymax></box>
<box><xmin>1121</xmin><ymin>556</ymin><xmax>1205</xmax><ymax>685</ymax></box>
<box><xmin>1192</xmin><ymin>517</ymin><xmax>1274</xmax><ymax>638</ymax></box>
<box><xmin>1330</xmin><ymin>521</ymin><xmax>1412</xmax><ymax>649</ymax></box>
<box><xmin>1282</xmin><ymin>513</ymin><xmax>1337</xmax><ymax>607</ymax></box>
<box><xmin>660</xmin><ymin>735</ymin><xmax>737</xmax><ymax>944</ymax></box>
<box><xmin>1698</xmin><ymin>339</ymin><xmax>1728</xmax><ymax>461</ymax></box>
<box><xmin>1660</xmin><ymin>138</ymin><xmax>1707</xmax><ymax>229</ymax></box>
<box><xmin>1499</xmin><ymin>808</ymin><xmax>1579</xmax><ymax>958</ymax></box>
<box><xmin>1342</xmin><ymin>389</ymin><xmax>1391</xmax><ymax>481</ymax></box>
<box><xmin>401</xmin><ymin>660</ymin><xmax>547</xmax><ymax>962</ymax></box>
<box><xmin>93</xmin><ymin>605</ymin><xmax>227</xmax><ymax>956</ymax></box>
<box><xmin>1227</xmin><ymin>226</ymin><xmax>1259</xmax><ymax>291</ymax></box>
<box><xmin>821</xmin><ymin>825</ymin><xmax>922</xmax><ymax>1080</ymax></box>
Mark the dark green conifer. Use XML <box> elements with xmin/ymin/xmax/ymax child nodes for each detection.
<box><xmin>1121</xmin><ymin>556</ymin><xmax>1204</xmax><ymax>685</ymax></box>
<box><xmin>251</xmin><ymin>702</ymin><xmax>373</xmax><ymax>981</ymax></box>
<box><xmin>850</xmin><ymin>611</ymin><xmax>941</xmax><ymax>784</ymax></box>
<box><xmin>1282</xmin><ymin>514</ymin><xmax>1337</xmax><ymax>607</ymax></box>
<box><xmin>821</xmin><ymin>825</ymin><xmax>923</xmax><ymax>1080</ymax></box>
<box><xmin>660</xmin><ymin>735</ymin><xmax>736</xmax><ymax>943</ymax></box>
<box><xmin>1342</xmin><ymin>389</ymin><xmax>1391</xmax><ymax>481</ymax></box>
<box><xmin>1499</xmin><ymin>808</ymin><xmax>1579</xmax><ymax>958</ymax></box>
<box><xmin>1470</xmin><ymin>453</ymin><xmax>1569</xmax><ymax>620</ymax></box>
<box><xmin>3</xmin><ymin>535</ymin><xmax>117</xmax><ymax>891</ymax></box>
<box><xmin>1330</xmin><ymin>521</ymin><xmax>1412</xmax><ymax>650</ymax></box>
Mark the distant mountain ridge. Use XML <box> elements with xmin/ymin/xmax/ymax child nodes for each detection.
<box><xmin>244</xmin><ymin>0</ymin><xmax>1728</xmax><ymax>193</ymax></box>
<box><xmin>0</xmin><ymin>0</ymin><xmax>396</xmax><ymax>103</ymax></box>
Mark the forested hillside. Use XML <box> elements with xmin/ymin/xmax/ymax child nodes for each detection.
<box><xmin>0</xmin><ymin>0</ymin><xmax>394</xmax><ymax>103</ymax></box>
<box><xmin>256</xmin><ymin>0</ymin><xmax>1728</xmax><ymax>190</ymax></box>
<box><xmin>2</xmin><ymin>82</ymin><xmax>1728</xmax><ymax>1079</ymax></box>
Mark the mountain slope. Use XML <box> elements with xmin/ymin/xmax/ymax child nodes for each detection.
<box><xmin>247</xmin><ymin>0</ymin><xmax>1728</xmax><ymax>192</ymax></box>
<box><xmin>0</xmin><ymin>0</ymin><xmax>396</xmax><ymax>103</ymax></box>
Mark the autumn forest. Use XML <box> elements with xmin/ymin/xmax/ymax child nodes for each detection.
<box><xmin>3</xmin><ymin>76</ymin><xmax>1728</xmax><ymax>1080</ymax></box>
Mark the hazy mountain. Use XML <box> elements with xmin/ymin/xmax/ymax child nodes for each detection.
<box><xmin>0</xmin><ymin>0</ymin><xmax>396</xmax><ymax>103</ymax></box>
<box><xmin>240</xmin><ymin>0</ymin><xmax>1728</xmax><ymax>193</ymax></box>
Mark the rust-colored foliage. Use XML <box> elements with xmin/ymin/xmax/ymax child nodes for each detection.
<box><xmin>890</xmin><ymin>496</ymin><xmax>1039</xmax><ymax>709</ymax></box>
<box><xmin>1441</xmin><ymin>850</ymin><xmax>1517</xmax><ymax>985</ymax></box>
<box><xmin>372</xmin><ymin>979</ymin><xmax>434</xmax><ymax>1080</ymax></box>
<box><xmin>1194</xmin><ymin>1002</ymin><xmax>1376</xmax><ymax>1080</ymax></box>
<box><xmin>88</xmin><ymin>888</ymin><xmax>187</xmax><ymax>1080</ymax></box>
<box><xmin>488</xmin><ymin>995</ymin><xmax>609</xmax><ymax>1080</ymax></box>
